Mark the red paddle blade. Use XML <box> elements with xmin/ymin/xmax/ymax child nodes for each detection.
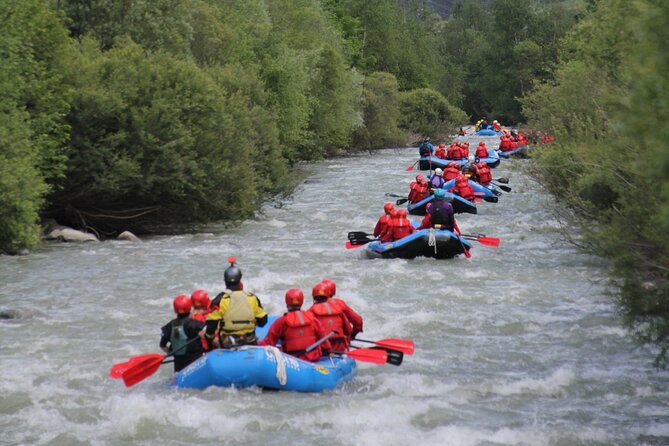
<box><xmin>405</xmin><ymin>164</ymin><xmax>414</xmax><ymax>171</ymax></box>
<box><xmin>110</xmin><ymin>354</ymin><xmax>163</xmax><ymax>379</ymax></box>
<box><xmin>121</xmin><ymin>354</ymin><xmax>166</xmax><ymax>387</ymax></box>
<box><xmin>375</xmin><ymin>339</ymin><xmax>415</xmax><ymax>355</ymax></box>
<box><xmin>346</xmin><ymin>241</ymin><xmax>369</xmax><ymax>249</ymax></box>
<box><xmin>346</xmin><ymin>348</ymin><xmax>388</xmax><ymax>364</ymax></box>
<box><xmin>476</xmin><ymin>236</ymin><xmax>500</xmax><ymax>247</ymax></box>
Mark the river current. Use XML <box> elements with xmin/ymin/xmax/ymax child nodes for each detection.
<box><xmin>1</xmin><ymin>136</ymin><xmax>667</xmax><ymax>446</ymax></box>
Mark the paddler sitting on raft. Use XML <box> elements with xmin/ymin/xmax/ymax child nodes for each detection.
<box><xmin>201</xmin><ymin>257</ymin><xmax>268</xmax><ymax>349</ymax></box>
<box><xmin>258</xmin><ymin>288</ymin><xmax>332</xmax><ymax>362</ymax></box>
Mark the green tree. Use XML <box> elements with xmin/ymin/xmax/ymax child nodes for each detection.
<box><xmin>353</xmin><ymin>72</ymin><xmax>407</xmax><ymax>149</ymax></box>
<box><xmin>399</xmin><ymin>88</ymin><xmax>467</xmax><ymax>137</ymax></box>
<box><xmin>0</xmin><ymin>0</ymin><xmax>71</xmax><ymax>252</ymax></box>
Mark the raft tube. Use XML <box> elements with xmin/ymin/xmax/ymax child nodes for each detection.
<box><xmin>441</xmin><ymin>178</ymin><xmax>500</xmax><ymax>199</ymax></box>
<box><xmin>417</xmin><ymin>149</ymin><xmax>500</xmax><ymax>170</ymax></box>
<box><xmin>174</xmin><ymin>315</ymin><xmax>357</xmax><ymax>392</ymax></box>
<box><xmin>497</xmin><ymin>145</ymin><xmax>529</xmax><ymax>158</ymax></box>
<box><xmin>407</xmin><ymin>193</ymin><xmax>477</xmax><ymax>216</ymax></box>
<box><xmin>364</xmin><ymin>228</ymin><xmax>472</xmax><ymax>259</ymax></box>
<box><xmin>475</xmin><ymin>128</ymin><xmax>503</xmax><ymax>136</ymax></box>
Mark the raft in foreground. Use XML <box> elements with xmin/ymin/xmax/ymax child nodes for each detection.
<box><xmin>174</xmin><ymin>346</ymin><xmax>356</xmax><ymax>392</ymax></box>
<box><xmin>364</xmin><ymin>228</ymin><xmax>472</xmax><ymax>259</ymax></box>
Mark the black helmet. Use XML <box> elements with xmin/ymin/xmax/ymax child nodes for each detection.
<box><xmin>224</xmin><ymin>265</ymin><xmax>242</xmax><ymax>286</ymax></box>
<box><xmin>224</xmin><ymin>256</ymin><xmax>242</xmax><ymax>286</ymax></box>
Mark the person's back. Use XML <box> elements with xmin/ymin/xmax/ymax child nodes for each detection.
<box><xmin>320</xmin><ymin>279</ymin><xmax>363</xmax><ymax>341</ymax></box>
<box><xmin>475</xmin><ymin>142</ymin><xmax>489</xmax><ymax>158</ymax></box>
<box><xmin>374</xmin><ymin>203</ymin><xmax>394</xmax><ymax>237</ymax></box>
<box><xmin>418</xmin><ymin>137</ymin><xmax>434</xmax><ymax>156</ymax></box>
<box><xmin>408</xmin><ymin>176</ymin><xmax>428</xmax><ymax>204</ymax></box>
<box><xmin>429</xmin><ymin>168</ymin><xmax>446</xmax><ymax>189</ymax></box>
<box><xmin>475</xmin><ymin>162</ymin><xmax>492</xmax><ymax>185</ymax></box>
<box><xmin>160</xmin><ymin>295</ymin><xmax>205</xmax><ymax>372</ymax></box>
<box><xmin>444</xmin><ymin>162</ymin><xmax>461</xmax><ymax>181</ymax></box>
<box><xmin>204</xmin><ymin>258</ymin><xmax>268</xmax><ymax>348</ymax></box>
<box><xmin>309</xmin><ymin>283</ymin><xmax>351</xmax><ymax>351</ymax></box>
<box><xmin>259</xmin><ymin>288</ymin><xmax>330</xmax><ymax>362</ymax></box>
<box><xmin>382</xmin><ymin>209</ymin><xmax>415</xmax><ymax>241</ymax></box>
<box><xmin>450</xmin><ymin>174</ymin><xmax>475</xmax><ymax>201</ymax></box>
<box><xmin>418</xmin><ymin>189</ymin><xmax>455</xmax><ymax>231</ymax></box>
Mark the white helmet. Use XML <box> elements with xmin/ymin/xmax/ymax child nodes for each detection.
<box><xmin>468</xmin><ymin>154</ymin><xmax>475</xmax><ymax>163</ymax></box>
<box><xmin>435</xmin><ymin>168</ymin><xmax>443</xmax><ymax>177</ymax></box>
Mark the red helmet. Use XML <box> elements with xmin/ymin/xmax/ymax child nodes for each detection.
<box><xmin>384</xmin><ymin>202</ymin><xmax>394</xmax><ymax>213</ymax></box>
<box><xmin>478</xmin><ymin>141</ymin><xmax>486</xmax><ymax>146</ymax></box>
<box><xmin>173</xmin><ymin>294</ymin><xmax>192</xmax><ymax>314</ymax></box>
<box><xmin>456</xmin><ymin>174</ymin><xmax>468</xmax><ymax>184</ymax></box>
<box><xmin>390</xmin><ymin>209</ymin><xmax>399</xmax><ymax>218</ymax></box>
<box><xmin>415</xmin><ymin>174</ymin><xmax>425</xmax><ymax>182</ymax></box>
<box><xmin>285</xmin><ymin>288</ymin><xmax>304</xmax><ymax>307</ymax></box>
<box><xmin>312</xmin><ymin>282</ymin><xmax>330</xmax><ymax>299</ymax></box>
<box><xmin>448</xmin><ymin>162</ymin><xmax>460</xmax><ymax>169</ymax></box>
<box><xmin>398</xmin><ymin>209</ymin><xmax>407</xmax><ymax>218</ymax></box>
<box><xmin>439</xmin><ymin>143</ymin><xmax>446</xmax><ymax>148</ymax></box>
<box><xmin>191</xmin><ymin>289</ymin><xmax>210</xmax><ymax>308</ymax></box>
<box><xmin>321</xmin><ymin>279</ymin><xmax>336</xmax><ymax>297</ymax></box>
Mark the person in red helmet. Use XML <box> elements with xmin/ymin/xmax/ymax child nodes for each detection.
<box><xmin>308</xmin><ymin>282</ymin><xmax>352</xmax><ymax>351</ymax></box>
<box><xmin>320</xmin><ymin>279</ymin><xmax>363</xmax><ymax>341</ymax></box>
<box><xmin>434</xmin><ymin>143</ymin><xmax>447</xmax><ymax>159</ymax></box>
<box><xmin>475</xmin><ymin>141</ymin><xmax>489</xmax><ymax>158</ymax></box>
<box><xmin>408</xmin><ymin>174</ymin><xmax>429</xmax><ymax>204</ymax></box>
<box><xmin>160</xmin><ymin>294</ymin><xmax>205</xmax><ymax>372</ymax></box>
<box><xmin>380</xmin><ymin>208</ymin><xmax>415</xmax><ymax>242</ymax></box>
<box><xmin>443</xmin><ymin>162</ymin><xmax>461</xmax><ymax>181</ymax></box>
<box><xmin>449</xmin><ymin>174</ymin><xmax>476</xmax><ymax>201</ymax></box>
<box><xmin>190</xmin><ymin>289</ymin><xmax>210</xmax><ymax>322</ymax></box>
<box><xmin>474</xmin><ymin>161</ymin><xmax>492</xmax><ymax>185</ymax></box>
<box><xmin>259</xmin><ymin>289</ymin><xmax>332</xmax><ymax>362</ymax></box>
<box><xmin>374</xmin><ymin>202</ymin><xmax>395</xmax><ymax>238</ymax></box>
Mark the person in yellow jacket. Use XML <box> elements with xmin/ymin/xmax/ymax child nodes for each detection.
<box><xmin>202</xmin><ymin>257</ymin><xmax>268</xmax><ymax>348</ymax></box>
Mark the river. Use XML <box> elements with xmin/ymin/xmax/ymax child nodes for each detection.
<box><xmin>1</xmin><ymin>138</ymin><xmax>667</xmax><ymax>446</ymax></box>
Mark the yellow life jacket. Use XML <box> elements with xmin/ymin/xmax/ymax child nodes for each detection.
<box><xmin>221</xmin><ymin>290</ymin><xmax>255</xmax><ymax>333</ymax></box>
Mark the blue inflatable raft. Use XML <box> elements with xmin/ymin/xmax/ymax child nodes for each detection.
<box><xmin>173</xmin><ymin>315</ymin><xmax>357</xmax><ymax>392</ymax></box>
<box><xmin>497</xmin><ymin>145</ymin><xmax>529</xmax><ymax>158</ymax></box>
<box><xmin>476</xmin><ymin>127</ymin><xmax>503</xmax><ymax>136</ymax></box>
<box><xmin>417</xmin><ymin>149</ymin><xmax>500</xmax><ymax>170</ymax></box>
<box><xmin>364</xmin><ymin>228</ymin><xmax>472</xmax><ymax>259</ymax></box>
<box><xmin>407</xmin><ymin>193</ymin><xmax>476</xmax><ymax>216</ymax></box>
<box><xmin>441</xmin><ymin>178</ymin><xmax>501</xmax><ymax>200</ymax></box>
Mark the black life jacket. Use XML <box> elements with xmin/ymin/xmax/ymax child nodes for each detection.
<box><xmin>430</xmin><ymin>199</ymin><xmax>454</xmax><ymax>229</ymax></box>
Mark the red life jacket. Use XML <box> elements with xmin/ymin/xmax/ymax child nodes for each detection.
<box><xmin>452</xmin><ymin>177</ymin><xmax>475</xmax><ymax>201</ymax></box>
<box><xmin>444</xmin><ymin>165</ymin><xmax>460</xmax><ymax>181</ymax></box>
<box><xmin>408</xmin><ymin>181</ymin><xmax>428</xmax><ymax>203</ymax></box>
<box><xmin>389</xmin><ymin>217</ymin><xmax>413</xmax><ymax>240</ymax></box>
<box><xmin>281</xmin><ymin>311</ymin><xmax>319</xmax><ymax>354</ymax></box>
<box><xmin>446</xmin><ymin>146</ymin><xmax>462</xmax><ymax>160</ymax></box>
<box><xmin>475</xmin><ymin>145</ymin><xmax>489</xmax><ymax>158</ymax></box>
<box><xmin>476</xmin><ymin>163</ymin><xmax>492</xmax><ymax>185</ymax></box>
<box><xmin>458</xmin><ymin>147</ymin><xmax>469</xmax><ymax>159</ymax></box>
<box><xmin>374</xmin><ymin>213</ymin><xmax>392</xmax><ymax>237</ymax></box>
<box><xmin>434</xmin><ymin>147</ymin><xmax>447</xmax><ymax>159</ymax></box>
<box><xmin>310</xmin><ymin>301</ymin><xmax>348</xmax><ymax>345</ymax></box>
<box><xmin>499</xmin><ymin>136</ymin><xmax>510</xmax><ymax>151</ymax></box>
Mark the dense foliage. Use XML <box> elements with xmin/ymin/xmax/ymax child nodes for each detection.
<box><xmin>522</xmin><ymin>0</ymin><xmax>669</xmax><ymax>365</ymax></box>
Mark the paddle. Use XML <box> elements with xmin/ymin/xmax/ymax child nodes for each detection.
<box><xmin>460</xmin><ymin>233</ymin><xmax>500</xmax><ymax>247</ymax></box>
<box><xmin>340</xmin><ymin>348</ymin><xmax>388</xmax><ymax>364</ymax></box>
<box><xmin>492</xmin><ymin>182</ymin><xmax>511</xmax><ymax>192</ymax></box>
<box><xmin>352</xmin><ymin>338</ymin><xmax>415</xmax><ymax>355</ymax></box>
<box><xmin>385</xmin><ymin>193</ymin><xmax>408</xmax><ymax>198</ymax></box>
<box><xmin>405</xmin><ymin>161</ymin><xmax>418</xmax><ymax>171</ymax></box>
<box><xmin>475</xmin><ymin>193</ymin><xmax>498</xmax><ymax>203</ymax></box>
<box><xmin>350</xmin><ymin>346</ymin><xmax>403</xmax><ymax>366</ymax></box>
<box><xmin>346</xmin><ymin>231</ymin><xmax>378</xmax><ymax>249</ymax></box>
<box><xmin>114</xmin><ymin>337</ymin><xmax>203</xmax><ymax>387</ymax></box>
<box><xmin>396</xmin><ymin>198</ymin><xmax>409</xmax><ymax>205</ymax></box>
<box><xmin>494</xmin><ymin>177</ymin><xmax>510</xmax><ymax>184</ymax></box>
<box><xmin>454</xmin><ymin>221</ymin><xmax>471</xmax><ymax>258</ymax></box>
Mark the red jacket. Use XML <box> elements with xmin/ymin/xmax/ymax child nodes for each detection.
<box><xmin>434</xmin><ymin>147</ymin><xmax>447</xmax><ymax>159</ymax></box>
<box><xmin>449</xmin><ymin>176</ymin><xmax>475</xmax><ymax>201</ymax></box>
<box><xmin>444</xmin><ymin>164</ymin><xmax>461</xmax><ymax>181</ymax></box>
<box><xmin>259</xmin><ymin>310</ymin><xmax>331</xmax><ymax>362</ymax></box>
<box><xmin>475</xmin><ymin>162</ymin><xmax>492</xmax><ymax>185</ymax></box>
<box><xmin>331</xmin><ymin>297</ymin><xmax>363</xmax><ymax>339</ymax></box>
<box><xmin>373</xmin><ymin>214</ymin><xmax>392</xmax><ymax>237</ymax></box>
<box><xmin>309</xmin><ymin>300</ymin><xmax>351</xmax><ymax>351</ymax></box>
<box><xmin>408</xmin><ymin>181</ymin><xmax>428</xmax><ymax>204</ymax></box>
<box><xmin>380</xmin><ymin>216</ymin><xmax>415</xmax><ymax>242</ymax></box>
<box><xmin>475</xmin><ymin>145</ymin><xmax>489</xmax><ymax>158</ymax></box>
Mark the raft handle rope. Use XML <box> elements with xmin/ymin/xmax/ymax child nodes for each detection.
<box><xmin>428</xmin><ymin>227</ymin><xmax>437</xmax><ymax>254</ymax></box>
<box><xmin>266</xmin><ymin>346</ymin><xmax>287</xmax><ymax>385</ymax></box>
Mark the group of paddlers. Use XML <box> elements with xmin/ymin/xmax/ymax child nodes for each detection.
<box><xmin>160</xmin><ymin>258</ymin><xmax>363</xmax><ymax>372</ymax></box>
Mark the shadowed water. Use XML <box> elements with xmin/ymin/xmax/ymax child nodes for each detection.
<box><xmin>1</xmin><ymin>138</ymin><xmax>667</xmax><ymax>446</ymax></box>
